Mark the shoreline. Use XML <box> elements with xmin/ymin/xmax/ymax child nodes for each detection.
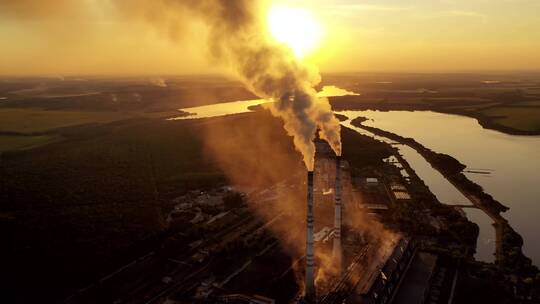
<box><xmin>330</xmin><ymin>101</ymin><xmax>540</xmax><ymax>136</ymax></box>
<box><xmin>349</xmin><ymin>117</ymin><xmax>538</xmax><ymax>276</ymax></box>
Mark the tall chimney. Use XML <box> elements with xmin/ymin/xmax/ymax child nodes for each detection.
<box><xmin>305</xmin><ymin>171</ymin><xmax>316</xmax><ymax>301</ymax></box>
<box><xmin>333</xmin><ymin>156</ymin><xmax>343</xmax><ymax>273</ymax></box>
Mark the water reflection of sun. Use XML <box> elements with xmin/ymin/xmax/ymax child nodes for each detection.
<box><xmin>267</xmin><ymin>6</ymin><xmax>322</xmax><ymax>58</ymax></box>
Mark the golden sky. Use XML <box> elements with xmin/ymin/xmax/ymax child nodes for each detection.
<box><xmin>1</xmin><ymin>0</ymin><xmax>540</xmax><ymax>75</ymax></box>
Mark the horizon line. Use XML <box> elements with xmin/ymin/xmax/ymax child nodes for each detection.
<box><xmin>2</xmin><ymin>69</ymin><xmax>540</xmax><ymax>79</ymax></box>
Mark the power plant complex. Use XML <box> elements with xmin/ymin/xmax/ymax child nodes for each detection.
<box><xmin>300</xmin><ymin>139</ymin><xmax>424</xmax><ymax>304</ymax></box>
<box><xmin>333</xmin><ymin>156</ymin><xmax>343</xmax><ymax>274</ymax></box>
<box><xmin>66</xmin><ymin>134</ymin><xmax>445</xmax><ymax>304</ymax></box>
<box><xmin>305</xmin><ymin>170</ymin><xmax>316</xmax><ymax>301</ymax></box>
<box><xmin>305</xmin><ymin>143</ymin><xmax>344</xmax><ymax>301</ymax></box>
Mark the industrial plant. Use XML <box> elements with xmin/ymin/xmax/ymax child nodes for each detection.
<box><xmin>56</xmin><ymin>132</ymin><xmax>453</xmax><ymax>304</ymax></box>
<box><xmin>298</xmin><ymin>139</ymin><xmax>423</xmax><ymax>304</ymax></box>
<box><xmin>3</xmin><ymin>0</ymin><xmax>540</xmax><ymax>303</ymax></box>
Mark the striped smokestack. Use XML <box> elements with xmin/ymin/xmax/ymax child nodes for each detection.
<box><xmin>305</xmin><ymin>171</ymin><xmax>316</xmax><ymax>301</ymax></box>
<box><xmin>333</xmin><ymin>156</ymin><xmax>343</xmax><ymax>273</ymax></box>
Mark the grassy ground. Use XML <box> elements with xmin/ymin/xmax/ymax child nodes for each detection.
<box><xmin>0</xmin><ymin>108</ymin><xmax>181</xmax><ymax>133</ymax></box>
<box><xmin>0</xmin><ymin>108</ymin><xmax>128</xmax><ymax>133</ymax></box>
<box><xmin>479</xmin><ymin>107</ymin><xmax>540</xmax><ymax>132</ymax></box>
<box><xmin>515</xmin><ymin>100</ymin><xmax>540</xmax><ymax>106</ymax></box>
<box><xmin>0</xmin><ymin>135</ymin><xmax>59</xmax><ymax>152</ymax></box>
<box><xmin>0</xmin><ymin>108</ymin><xmax>183</xmax><ymax>153</ymax></box>
<box><xmin>323</xmin><ymin>72</ymin><xmax>540</xmax><ymax>135</ymax></box>
<box><xmin>0</xmin><ymin>116</ymin><xmax>223</xmax><ymax>302</ymax></box>
<box><xmin>0</xmin><ymin>76</ymin><xmax>255</xmax><ymax>152</ymax></box>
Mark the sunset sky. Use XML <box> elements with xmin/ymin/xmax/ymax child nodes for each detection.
<box><xmin>1</xmin><ymin>0</ymin><xmax>540</xmax><ymax>75</ymax></box>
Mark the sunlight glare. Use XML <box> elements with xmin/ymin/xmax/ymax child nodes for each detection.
<box><xmin>267</xmin><ymin>6</ymin><xmax>322</xmax><ymax>58</ymax></box>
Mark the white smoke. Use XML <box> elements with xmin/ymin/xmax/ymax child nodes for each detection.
<box><xmin>114</xmin><ymin>0</ymin><xmax>342</xmax><ymax>170</ymax></box>
<box><xmin>0</xmin><ymin>0</ymin><xmax>343</xmax><ymax>169</ymax></box>
<box><xmin>149</xmin><ymin>77</ymin><xmax>167</xmax><ymax>87</ymax></box>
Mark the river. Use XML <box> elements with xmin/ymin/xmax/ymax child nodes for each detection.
<box><xmin>346</xmin><ymin>110</ymin><xmax>540</xmax><ymax>265</ymax></box>
<box><xmin>339</xmin><ymin>111</ymin><xmax>496</xmax><ymax>263</ymax></box>
<box><xmin>171</xmin><ymin>88</ymin><xmax>539</xmax><ymax>265</ymax></box>
<box><xmin>169</xmin><ymin>85</ymin><xmax>358</xmax><ymax>120</ymax></box>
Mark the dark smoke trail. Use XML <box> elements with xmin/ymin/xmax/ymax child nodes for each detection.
<box><xmin>117</xmin><ymin>0</ymin><xmax>342</xmax><ymax>169</ymax></box>
<box><xmin>1</xmin><ymin>0</ymin><xmax>343</xmax><ymax>169</ymax></box>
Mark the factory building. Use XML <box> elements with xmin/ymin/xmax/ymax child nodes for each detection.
<box><xmin>353</xmin><ymin>238</ymin><xmax>416</xmax><ymax>304</ymax></box>
<box><xmin>390</xmin><ymin>183</ymin><xmax>412</xmax><ymax>202</ymax></box>
<box><xmin>365</xmin><ymin>178</ymin><xmax>379</xmax><ymax>187</ymax></box>
<box><xmin>307</xmin><ymin>138</ymin><xmax>428</xmax><ymax>304</ymax></box>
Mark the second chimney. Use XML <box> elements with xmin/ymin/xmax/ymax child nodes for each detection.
<box><xmin>305</xmin><ymin>171</ymin><xmax>316</xmax><ymax>301</ymax></box>
<box><xmin>333</xmin><ymin>156</ymin><xmax>343</xmax><ymax>273</ymax></box>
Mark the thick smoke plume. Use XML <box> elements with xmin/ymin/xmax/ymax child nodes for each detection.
<box><xmin>1</xmin><ymin>0</ymin><xmax>342</xmax><ymax>169</ymax></box>
<box><xmin>115</xmin><ymin>0</ymin><xmax>342</xmax><ymax>170</ymax></box>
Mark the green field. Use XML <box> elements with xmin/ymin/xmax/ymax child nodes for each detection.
<box><xmin>0</xmin><ymin>108</ymin><xmax>183</xmax><ymax>153</ymax></box>
<box><xmin>480</xmin><ymin>107</ymin><xmax>540</xmax><ymax>132</ymax></box>
<box><xmin>515</xmin><ymin>100</ymin><xmax>540</xmax><ymax>106</ymax></box>
<box><xmin>0</xmin><ymin>135</ymin><xmax>59</xmax><ymax>152</ymax></box>
<box><xmin>0</xmin><ymin>108</ymin><xmax>180</xmax><ymax>133</ymax></box>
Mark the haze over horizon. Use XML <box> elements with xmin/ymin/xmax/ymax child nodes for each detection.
<box><xmin>1</xmin><ymin>0</ymin><xmax>540</xmax><ymax>76</ymax></box>
<box><xmin>2</xmin><ymin>2</ymin><xmax>540</xmax><ymax>303</ymax></box>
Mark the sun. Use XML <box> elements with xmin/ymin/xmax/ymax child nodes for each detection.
<box><xmin>267</xmin><ymin>6</ymin><xmax>323</xmax><ymax>58</ymax></box>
